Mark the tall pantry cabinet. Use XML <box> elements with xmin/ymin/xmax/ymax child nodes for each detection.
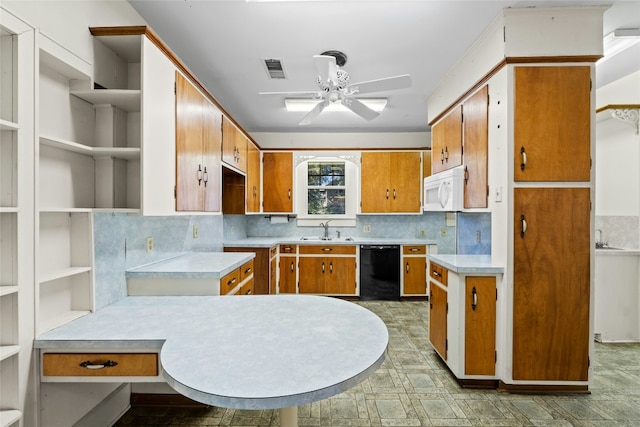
<box><xmin>1</xmin><ymin>12</ymin><xmax>35</xmax><ymax>427</ymax></box>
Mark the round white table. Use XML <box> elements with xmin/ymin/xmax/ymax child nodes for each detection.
<box><xmin>160</xmin><ymin>295</ymin><xmax>388</xmax><ymax>427</ymax></box>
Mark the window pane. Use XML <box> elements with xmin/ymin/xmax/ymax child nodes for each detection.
<box><xmin>308</xmin><ymin>189</ymin><xmax>345</xmax><ymax>215</ymax></box>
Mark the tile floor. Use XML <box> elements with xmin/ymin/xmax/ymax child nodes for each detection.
<box><xmin>114</xmin><ymin>300</ymin><xmax>640</xmax><ymax>426</ymax></box>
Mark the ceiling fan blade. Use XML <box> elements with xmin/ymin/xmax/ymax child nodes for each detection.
<box><xmin>313</xmin><ymin>55</ymin><xmax>338</xmax><ymax>85</ymax></box>
<box><xmin>349</xmin><ymin>74</ymin><xmax>412</xmax><ymax>95</ymax></box>
<box><xmin>299</xmin><ymin>100</ymin><xmax>329</xmax><ymax>126</ymax></box>
<box><xmin>341</xmin><ymin>98</ymin><xmax>380</xmax><ymax>121</ymax></box>
<box><xmin>259</xmin><ymin>91</ymin><xmax>322</xmax><ymax>97</ymax></box>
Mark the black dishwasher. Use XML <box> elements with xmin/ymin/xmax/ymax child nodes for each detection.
<box><xmin>359</xmin><ymin>245</ymin><xmax>401</xmax><ymax>301</ymax></box>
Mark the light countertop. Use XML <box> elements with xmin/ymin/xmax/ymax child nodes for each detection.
<box><xmin>224</xmin><ymin>236</ymin><xmax>439</xmax><ymax>248</ymax></box>
<box><xmin>125</xmin><ymin>252</ymin><xmax>255</xmax><ymax>279</ymax></box>
<box><xmin>35</xmin><ymin>295</ymin><xmax>388</xmax><ymax>410</ymax></box>
<box><xmin>595</xmin><ymin>248</ymin><xmax>640</xmax><ymax>256</ymax></box>
<box><xmin>428</xmin><ymin>254</ymin><xmax>504</xmax><ymax>274</ymax></box>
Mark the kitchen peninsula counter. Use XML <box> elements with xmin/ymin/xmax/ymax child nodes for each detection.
<box><xmin>427</xmin><ymin>254</ymin><xmax>504</xmax><ymax>274</ymax></box>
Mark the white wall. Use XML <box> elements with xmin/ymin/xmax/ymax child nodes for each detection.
<box><xmin>252</xmin><ymin>131</ymin><xmax>430</xmax><ymax>149</ymax></box>
<box><xmin>595</xmin><ymin>70</ymin><xmax>640</xmax><ymax>216</ymax></box>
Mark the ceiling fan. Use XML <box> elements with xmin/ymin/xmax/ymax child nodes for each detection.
<box><xmin>259</xmin><ymin>51</ymin><xmax>412</xmax><ymax>126</ymax></box>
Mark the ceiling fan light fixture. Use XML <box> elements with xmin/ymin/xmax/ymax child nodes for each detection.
<box><xmin>285</xmin><ymin>98</ymin><xmax>387</xmax><ymax>113</ymax></box>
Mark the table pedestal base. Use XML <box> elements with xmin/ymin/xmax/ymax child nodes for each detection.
<box><xmin>279</xmin><ymin>406</ymin><xmax>298</xmax><ymax>427</ymax></box>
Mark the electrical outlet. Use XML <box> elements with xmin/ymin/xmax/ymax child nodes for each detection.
<box><xmin>193</xmin><ymin>224</ymin><xmax>199</xmax><ymax>239</ymax></box>
<box><xmin>363</xmin><ymin>225</ymin><xmax>372</xmax><ymax>233</ymax></box>
<box><xmin>146</xmin><ymin>237</ymin><xmax>154</xmax><ymax>252</ymax></box>
<box><xmin>440</xmin><ymin>229</ymin><xmax>446</xmax><ymax>237</ymax></box>
<box><xmin>420</xmin><ymin>229</ymin><xmax>426</xmax><ymax>237</ymax></box>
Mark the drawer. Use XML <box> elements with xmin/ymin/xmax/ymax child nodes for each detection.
<box><xmin>221</xmin><ymin>269</ymin><xmax>240</xmax><ymax>295</ymax></box>
<box><xmin>429</xmin><ymin>262</ymin><xmax>448</xmax><ymax>286</ymax></box>
<box><xmin>279</xmin><ymin>244</ymin><xmax>297</xmax><ymax>254</ymax></box>
<box><xmin>299</xmin><ymin>245</ymin><xmax>356</xmax><ymax>255</ymax></box>
<box><xmin>240</xmin><ymin>259</ymin><xmax>254</xmax><ymax>282</ymax></box>
<box><xmin>403</xmin><ymin>245</ymin><xmax>426</xmax><ymax>255</ymax></box>
<box><xmin>43</xmin><ymin>353</ymin><xmax>158</xmax><ymax>377</ymax></box>
<box><xmin>237</xmin><ymin>279</ymin><xmax>254</xmax><ymax>296</ymax></box>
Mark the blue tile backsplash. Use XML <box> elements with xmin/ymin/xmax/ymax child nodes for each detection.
<box><xmin>93</xmin><ymin>211</ymin><xmax>491</xmax><ymax>310</ymax></box>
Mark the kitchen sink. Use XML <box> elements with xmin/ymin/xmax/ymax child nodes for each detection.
<box><xmin>596</xmin><ymin>245</ymin><xmax>623</xmax><ymax>250</ymax></box>
<box><xmin>300</xmin><ymin>236</ymin><xmax>354</xmax><ymax>242</ymax></box>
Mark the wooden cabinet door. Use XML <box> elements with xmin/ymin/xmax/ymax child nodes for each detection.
<box><xmin>465</xmin><ymin>276</ymin><xmax>496</xmax><ymax>375</ymax></box>
<box><xmin>403</xmin><ymin>257</ymin><xmax>426</xmax><ymax>294</ymax></box>
<box><xmin>463</xmin><ymin>85</ymin><xmax>488</xmax><ymax>208</ymax></box>
<box><xmin>202</xmin><ymin>99</ymin><xmax>222</xmax><ymax>212</ymax></box>
<box><xmin>429</xmin><ymin>282</ymin><xmax>447</xmax><ymax>360</ymax></box>
<box><xmin>298</xmin><ymin>257</ymin><xmax>326</xmax><ymax>293</ymax></box>
<box><xmin>513</xmin><ymin>188</ymin><xmax>590</xmax><ymax>381</ymax></box>
<box><xmin>263</xmin><ymin>152</ymin><xmax>293</xmax><ymax>213</ymax></box>
<box><xmin>279</xmin><ymin>256</ymin><xmax>297</xmax><ymax>294</ymax></box>
<box><xmin>246</xmin><ymin>142</ymin><xmax>261</xmax><ymax>213</ymax></box>
<box><xmin>325</xmin><ymin>257</ymin><xmax>356</xmax><ymax>295</ymax></box>
<box><xmin>423</xmin><ymin>150</ymin><xmax>432</xmax><ymax>180</ymax></box>
<box><xmin>390</xmin><ymin>152</ymin><xmax>421</xmax><ymax>213</ymax></box>
<box><xmin>221</xmin><ymin>116</ymin><xmax>238</xmax><ymax>167</ymax></box>
<box><xmin>361</xmin><ymin>152</ymin><xmax>390</xmax><ymax>213</ymax></box>
<box><xmin>234</xmin><ymin>131</ymin><xmax>248</xmax><ymax>173</ymax></box>
<box><xmin>431</xmin><ymin>105</ymin><xmax>462</xmax><ymax>174</ymax></box>
<box><xmin>175</xmin><ymin>72</ymin><xmax>204</xmax><ymax>211</ymax></box>
<box><xmin>514</xmin><ymin>66</ymin><xmax>591</xmax><ymax>182</ymax></box>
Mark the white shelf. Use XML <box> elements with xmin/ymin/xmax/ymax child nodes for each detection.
<box><xmin>39</xmin><ymin>266</ymin><xmax>91</xmax><ymax>284</ymax></box>
<box><xmin>39</xmin><ymin>208</ymin><xmax>93</xmax><ymax>214</ymax></box>
<box><xmin>92</xmin><ymin>207</ymin><xmax>140</xmax><ymax>214</ymax></box>
<box><xmin>0</xmin><ymin>409</ymin><xmax>22</xmax><ymax>427</ymax></box>
<box><xmin>0</xmin><ymin>120</ymin><xmax>19</xmax><ymax>131</ymax></box>
<box><xmin>0</xmin><ymin>207</ymin><xmax>18</xmax><ymax>213</ymax></box>
<box><xmin>70</xmin><ymin>89</ymin><xmax>141</xmax><ymax>112</ymax></box>
<box><xmin>38</xmin><ymin>310</ymin><xmax>90</xmax><ymax>335</ymax></box>
<box><xmin>40</xmin><ymin>135</ymin><xmax>140</xmax><ymax>160</ymax></box>
<box><xmin>0</xmin><ymin>286</ymin><xmax>18</xmax><ymax>297</ymax></box>
<box><xmin>0</xmin><ymin>345</ymin><xmax>20</xmax><ymax>362</ymax></box>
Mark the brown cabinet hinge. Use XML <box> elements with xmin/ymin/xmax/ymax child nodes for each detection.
<box><xmin>174</xmin><ymin>186</ymin><xmax>176</xmax><ymax>199</ymax></box>
<box><xmin>446</xmin><ymin>302</ymin><xmax>449</xmax><ymax>314</ymax></box>
<box><xmin>495</xmin><ymin>351</ymin><xmax>497</xmax><ymax>363</ymax></box>
<box><xmin>174</xmin><ymin>81</ymin><xmax>176</xmax><ymax>94</ymax></box>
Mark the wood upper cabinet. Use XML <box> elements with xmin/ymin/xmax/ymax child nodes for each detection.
<box><xmin>263</xmin><ymin>152</ymin><xmax>293</xmax><ymax>213</ymax></box>
<box><xmin>462</xmin><ymin>85</ymin><xmax>489</xmax><ymax>208</ymax></box>
<box><xmin>175</xmin><ymin>72</ymin><xmax>221</xmax><ymax>212</ymax></box>
<box><xmin>514</xmin><ymin>66</ymin><xmax>591</xmax><ymax>182</ymax></box>
<box><xmin>361</xmin><ymin>151</ymin><xmax>421</xmax><ymax>213</ymax></box>
<box><xmin>429</xmin><ymin>282</ymin><xmax>448</xmax><ymax>360</ymax></box>
<box><xmin>464</xmin><ymin>276</ymin><xmax>496</xmax><ymax>376</ymax></box>
<box><xmin>431</xmin><ymin>105</ymin><xmax>462</xmax><ymax>174</ymax></box>
<box><xmin>222</xmin><ymin>116</ymin><xmax>247</xmax><ymax>172</ymax></box>
<box><xmin>246</xmin><ymin>142</ymin><xmax>261</xmax><ymax>213</ymax></box>
<box><xmin>513</xmin><ymin>187</ymin><xmax>590</xmax><ymax>381</ymax></box>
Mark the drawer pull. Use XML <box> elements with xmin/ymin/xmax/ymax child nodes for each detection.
<box><xmin>322</xmin><ymin>248</ymin><xmax>333</xmax><ymax>252</ymax></box>
<box><xmin>410</xmin><ymin>248</ymin><xmax>419</xmax><ymax>252</ymax></box>
<box><xmin>244</xmin><ymin>267</ymin><xmax>252</xmax><ymax>274</ymax></box>
<box><xmin>471</xmin><ymin>286</ymin><xmax>478</xmax><ymax>310</ymax></box>
<box><xmin>432</xmin><ymin>270</ymin><xmax>441</xmax><ymax>277</ymax></box>
<box><xmin>79</xmin><ymin>360</ymin><xmax>118</xmax><ymax>370</ymax></box>
<box><xmin>227</xmin><ymin>278</ymin><xmax>237</xmax><ymax>286</ymax></box>
<box><xmin>406</xmin><ymin>262</ymin><xmax>410</xmax><ymax>273</ymax></box>
<box><xmin>290</xmin><ymin>261</ymin><xmax>294</xmax><ymax>272</ymax></box>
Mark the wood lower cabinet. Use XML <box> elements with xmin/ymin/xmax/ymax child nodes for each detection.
<box><xmin>464</xmin><ymin>276</ymin><xmax>496</xmax><ymax>376</ymax></box>
<box><xmin>298</xmin><ymin>245</ymin><xmax>357</xmax><ymax>295</ymax></box>
<box><xmin>402</xmin><ymin>245</ymin><xmax>427</xmax><ymax>295</ymax></box>
<box><xmin>429</xmin><ymin>280</ymin><xmax>448</xmax><ymax>360</ymax></box>
<box><xmin>42</xmin><ymin>353</ymin><xmax>158</xmax><ymax>377</ymax></box>
<box><xmin>224</xmin><ymin>247</ymin><xmax>272</xmax><ymax>295</ymax></box>
<box><xmin>278</xmin><ymin>244</ymin><xmax>297</xmax><ymax>294</ymax></box>
<box><xmin>513</xmin><ymin>187</ymin><xmax>590</xmax><ymax>381</ymax></box>
<box><xmin>269</xmin><ymin>246</ymin><xmax>278</xmax><ymax>294</ymax></box>
<box><xmin>175</xmin><ymin>72</ymin><xmax>222</xmax><ymax>212</ymax></box>
<box><xmin>361</xmin><ymin>152</ymin><xmax>422</xmax><ymax>213</ymax></box>
<box><xmin>263</xmin><ymin>152</ymin><xmax>293</xmax><ymax>213</ymax></box>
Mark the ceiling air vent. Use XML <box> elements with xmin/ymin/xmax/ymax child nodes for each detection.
<box><xmin>263</xmin><ymin>58</ymin><xmax>286</xmax><ymax>79</ymax></box>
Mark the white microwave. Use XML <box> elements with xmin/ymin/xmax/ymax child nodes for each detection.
<box><xmin>423</xmin><ymin>166</ymin><xmax>464</xmax><ymax>212</ymax></box>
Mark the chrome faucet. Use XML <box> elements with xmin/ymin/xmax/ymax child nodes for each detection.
<box><xmin>320</xmin><ymin>220</ymin><xmax>332</xmax><ymax>239</ymax></box>
<box><xmin>595</xmin><ymin>229</ymin><xmax>607</xmax><ymax>248</ymax></box>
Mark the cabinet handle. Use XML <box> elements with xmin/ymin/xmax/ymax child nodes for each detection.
<box><xmin>471</xmin><ymin>286</ymin><xmax>478</xmax><ymax>310</ymax></box>
<box><xmin>290</xmin><ymin>261</ymin><xmax>294</xmax><ymax>272</ymax></box>
<box><xmin>245</xmin><ymin>288</ymin><xmax>252</xmax><ymax>295</ymax></box>
<box><xmin>288</xmin><ymin>189</ymin><xmax>291</xmax><ymax>199</ymax></box>
<box><xmin>386</xmin><ymin>189</ymin><xmax>390</xmax><ymax>199</ymax></box>
<box><xmin>330</xmin><ymin>262</ymin><xmax>333</xmax><ymax>273</ymax></box>
<box><xmin>410</xmin><ymin>248</ymin><xmax>419</xmax><ymax>252</ymax></box>
<box><xmin>464</xmin><ymin>165</ymin><xmax>469</xmax><ymax>184</ymax></box>
<box><xmin>227</xmin><ymin>278</ymin><xmax>237</xmax><ymax>285</ymax></box>
<box><xmin>440</xmin><ymin>148</ymin><xmax>445</xmax><ymax>164</ymax></box>
<box><xmin>520</xmin><ymin>214</ymin><xmax>527</xmax><ymax>238</ymax></box>
<box><xmin>244</xmin><ymin>267</ymin><xmax>252</xmax><ymax>274</ymax></box>
<box><xmin>197</xmin><ymin>164</ymin><xmax>203</xmax><ymax>186</ymax></box>
<box><xmin>79</xmin><ymin>360</ymin><xmax>118</xmax><ymax>370</ymax></box>
<box><xmin>432</xmin><ymin>270</ymin><xmax>441</xmax><ymax>277</ymax></box>
<box><xmin>322</xmin><ymin>262</ymin><xmax>325</xmax><ymax>273</ymax></box>
<box><xmin>520</xmin><ymin>146</ymin><xmax>527</xmax><ymax>171</ymax></box>
<box><xmin>444</xmin><ymin>146</ymin><xmax>449</xmax><ymax>162</ymax></box>
<box><xmin>253</xmin><ymin>185</ymin><xmax>257</xmax><ymax>198</ymax></box>
<box><xmin>203</xmin><ymin>166</ymin><xmax>208</xmax><ymax>187</ymax></box>
<box><xmin>406</xmin><ymin>262</ymin><xmax>410</xmax><ymax>273</ymax></box>
<box><xmin>393</xmin><ymin>189</ymin><xmax>397</xmax><ymax>199</ymax></box>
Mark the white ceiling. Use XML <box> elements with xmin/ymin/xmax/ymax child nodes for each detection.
<box><xmin>128</xmin><ymin>0</ymin><xmax>640</xmax><ymax>134</ymax></box>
